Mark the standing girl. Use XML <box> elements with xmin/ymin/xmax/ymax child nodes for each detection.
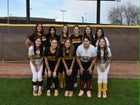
<box><xmin>94</xmin><ymin>28</ymin><xmax>110</xmax><ymax>47</ymax></box>
<box><xmin>62</xmin><ymin>39</ymin><xmax>75</xmax><ymax>97</ymax></box>
<box><xmin>28</xmin><ymin>37</ymin><xmax>44</xmax><ymax>96</ymax></box>
<box><xmin>59</xmin><ymin>25</ymin><xmax>70</xmax><ymax>88</ymax></box>
<box><xmin>46</xmin><ymin>26</ymin><xmax>60</xmax><ymax>47</ymax></box>
<box><xmin>44</xmin><ymin>38</ymin><xmax>61</xmax><ymax>96</ymax></box>
<box><xmin>70</xmin><ymin>25</ymin><xmax>83</xmax><ymax>87</ymax></box>
<box><xmin>96</xmin><ymin>37</ymin><xmax>112</xmax><ymax>98</ymax></box>
<box><xmin>25</xmin><ymin>23</ymin><xmax>47</xmax><ymax>84</ymax></box>
<box><xmin>76</xmin><ymin>36</ymin><xmax>97</xmax><ymax>97</ymax></box>
<box><xmin>25</xmin><ymin>23</ymin><xmax>47</xmax><ymax>49</ymax></box>
<box><xmin>83</xmin><ymin>25</ymin><xmax>95</xmax><ymax>46</ymax></box>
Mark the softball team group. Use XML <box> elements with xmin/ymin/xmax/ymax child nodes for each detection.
<box><xmin>25</xmin><ymin>24</ymin><xmax>112</xmax><ymax>98</ymax></box>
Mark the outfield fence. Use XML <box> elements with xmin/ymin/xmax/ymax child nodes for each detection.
<box><xmin>0</xmin><ymin>24</ymin><xmax>138</xmax><ymax>61</ymax></box>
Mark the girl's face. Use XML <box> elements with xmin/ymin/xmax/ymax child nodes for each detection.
<box><xmin>74</xmin><ymin>26</ymin><xmax>79</xmax><ymax>35</ymax></box>
<box><xmin>85</xmin><ymin>27</ymin><xmax>91</xmax><ymax>35</ymax></box>
<box><xmin>83</xmin><ymin>38</ymin><xmax>90</xmax><ymax>48</ymax></box>
<box><xmin>63</xmin><ymin>26</ymin><xmax>68</xmax><ymax>34</ymax></box>
<box><xmin>64</xmin><ymin>40</ymin><xmax>71</xmax><ymax>49</ymax></box>
<box><xmin>35</xmin><ymin>38</ymin><xmax>42</xmax><ymax>47</ymax></box>
<box><xmin>50</xmin><ymin>28</ymin><xmax>55</xmax><ymax>35</ymax></box>
<box><xmin>37</xmin><ymin>24</ymin><xmax>42</xmax><ymax>33</ymax></box>
<box><xmin>51</xmin><ymin>40</ymin><xmax>58</xmax><ymax>49</ymax></box>
<box><xmin>99</xmin><ymin>39</ymin><xmax>105</xmax><ymax>48</ymax></box>
<box><xmin>97</xmin><ymin>29</ymin><xmax>102</xmax><ymax>38</ymax></box>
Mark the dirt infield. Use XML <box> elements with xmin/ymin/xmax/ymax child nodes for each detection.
<box><xmin>0</xmin><ymin>61</ymin><xmax>138</xmax><ymax>79</ymax></box>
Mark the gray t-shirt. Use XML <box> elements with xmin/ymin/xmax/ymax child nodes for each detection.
<box><xmin>28</xmin><ymin>46</ymin><xmax>43</xmax><ymax>64</ymax></box>
<box><xmin>98</xmin><ymin>47</ymin><xmax>112</xmax><ymax>64</ymax></box>
<box><xmin>76</xmin><ymin>44</ymin><xmax>97</xmax><ymax>62</ymax></box>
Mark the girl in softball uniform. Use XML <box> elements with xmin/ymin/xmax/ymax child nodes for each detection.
<box><xmin>59</xmin><ymin>25</ymin><xmax>70</xmax><ymax>88</ymax></box>
<box><xmin>44</xmin><ymin>38</ymin><xmax>61</xmax><ymax>96</ymax></box>
<box><xmin>25</xmin><ymin>23</ymin><xmax>47</xmax><ymax>49</ymax></box>
<box><xmin>83</xmin><ymin>25</ymin><xmax>95</xmax><ymax>46</ymax></box>
<box><xmin>28</xmin><ymin>37</ymin><xmax>44</xmax><ymax>96</ymax></box>
<box><xmin>96</xmin><ymin>37</ymin><xmax>112</xmax><ymax>98</ymax></box>
<box><xmin>45</xmin><ymin>26</ymin><xmax>60</xmax><ymax>89</ymax></box>
<box><xmin>76</xmin><ymin>36</ymin><xmax>97</xmax><ymax>98</ymax></box>
<box><xmin>94</xmin><ymin>28</ymin><xmax>110</xmax><ymax>47</ymax></box>
<box><xmin>46</xmin><ymin>26</ymin><xmax>60</xmax><ymax>47</ymax></box>
<box><xmin>62</xmin><ymin>38</ymin><xmax>75</xmax><ymax>97</ymax></box>
<box><xmin>70</xmin><ymin>25</ymin><xmax>83</xmax><ymax>88</ymax></box>
<box><xmin>25</xmin><ymin>23</ymin><xmax>47</xmax><ymax>83</ymax></box>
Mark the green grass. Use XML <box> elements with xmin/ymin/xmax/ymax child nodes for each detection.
<box><xmin>0</xmin><ymin>78</ymin><xmax>138</xmax><ymax>105</ymax></box>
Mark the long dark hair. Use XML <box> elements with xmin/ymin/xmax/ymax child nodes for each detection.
<box><xmin>84</xmin><ymin>25</ymin><xmax>93</xmax><ymax>36</ymax></box>
<box><xmin>50</xmin><ymin>38</ymin><xmax>59</xmax><ymax>57</ymax></box>
<box><xmin>60</xmin><ymin>25</ymin><xmax>69</xmax><ymax>42</ymax></box>
<box><xmin>94</xmin><ymin>28</ymin><xmax>104</xmax><ymax>46</ymax></box>
<box><xmin>33</xmin><ymin>37</ymin><xmax>43</xmax><ymax>56</ymax></box>
<box><xmin>73</xmin><ymin>24</ymin><xmax>80</xmax><ymax>35</ymax></box>
<box><xmin>97</xmin><ymin>37</ymin><xmax>108</xmax><ymax>62</ymax></box>
<box><xmin>84</xmin><ymin>25</ymin><xmax>94</xmax><ymax>45</ymax></box>
<box><xmin>33</xmin><ymin>23</ymin><xmax>45</xmax><ymax>36</ymax></box>
<box><xmin>63</xmin><ymin>38</ymin><xmax>74</xmax><ymax>57</ymax></box>
<box><xmin>48</xmin><ymin>26</ymin><xmax>56</xmax><ymax>36</ymax></box>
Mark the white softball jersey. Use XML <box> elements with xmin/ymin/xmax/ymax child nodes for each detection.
<box><xmin>76</xmin><ymin>44</ymin><xmax>97</xmax><ymax>62</ymax></box>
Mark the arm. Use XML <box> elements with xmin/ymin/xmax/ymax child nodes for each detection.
<box><xmin>53</xmin><ymin>58</ymin><xmax>61</xmax><ymax>77</ymax></box>
<box><xmin>30</xmin><ymin>57</ymin><xmax>38</xmax><ymax>72</ymax></box>
<box><xmin>25</xmin><ymin>38</ymin><xmax>31</xmax><ymax>49</ymax></box>
<box><xmin>70</xmin><ymin>57</ymin><xmax>75</xmax><ymax>70</ymax></box>
<box><xmin>97</xmin><ymin>61</ymin><xmax>103</xmax><ymax>72</ymax></box>
<box><xmin>103</xmin><ymin>47</ymin><xmax>112</xmax><ymax>71</ymax></box>
<box><xmin>103</xmin><ymin>57</ymin><xmax>111</xmax><ymax>71</ymax></box>
<box><xmin>44</xmin><ymin>57</ymin><xmax>51</xmax><ymax>77</ymax></box>
<box><xmin>76</xmin><ymin>57</ymin><xmax>84</xmax><ymax>74</ymax></box>
<box><xmin>62</xmin><ymin>58</ymin><xmax>68</xmax><ymax>70</ymax></box>
<box><xmin>38</xmin><ymin>57</ymin><xmax>43</xmax><ymax>66</ymax></box>
<box><xmin>62</xmin><ymin>58</ymin><xmax>69</xmax><ymax>76</ymax></box>
<box><xmin>88</xmin><ymin>57</ymin><xmax>97</xmax><ymax>74</ymax></box>
<box><xmin>54</xmin><ymin>58</ymin><xmax>61</xmax><ymax>72</ymax></box>
<box><xmin>69</xmin><ymin>57</ymin><xmax>75</xmax><ymax>76</ymax></box>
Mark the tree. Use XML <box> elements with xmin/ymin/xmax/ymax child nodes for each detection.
<box><xmin>108</xmin><ymin>2</ymin><xmax>138</xmax><ymax>25</ymax></box>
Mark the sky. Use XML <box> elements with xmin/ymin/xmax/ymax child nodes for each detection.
<box><xmin>0</xmin><ymin>0</ymin><xmax>138</xmax><ymax>24</ymax></box>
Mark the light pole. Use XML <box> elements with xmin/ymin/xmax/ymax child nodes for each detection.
<box><xmin>84</xmin><ymin>12</ymin><xmax>87</xmax><ymax>23</ymax></box>
<box><xmin>81</xmin><ymin>16</ymin><xmax>84</xmax><ymax>23</ymax></box>
<box><xmin>60</xmin><ymin>9</ymin><xmax>66</xmax><ymax>22</ymax></box>
<box><xmin>116</xmin><ymin>0</ymin><xmax>121</xmax><ymax>7</ymax></box>
<box><xmin>7</xmin><ymin>0</ymin><xmax>9</xmax><ymax>24</ymax></box>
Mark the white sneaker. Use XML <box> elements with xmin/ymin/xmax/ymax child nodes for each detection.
<box><xmin>74</xmin><ymin>83</ymin><xmax>78</xmax><ymax>88</ymax></box>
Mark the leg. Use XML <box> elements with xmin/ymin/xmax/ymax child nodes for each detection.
<box><xmin>30</xmin><ymin>61</ymin><xmax>38</xmax><ymax>96</ymax></box>
<box><xmin>68</xmin><ymin>73</ymin><xmax>74</xmax><ymax>97</ymax></box>
<box><xmin>78</xmin><ymin>70</ymin><xmax>86</xmax><ymax>96</ymax></box>
<box><xmin>96</xmin><ymin>65</ymin><xmax>103</xmax><ymax>98</ymax></box>
<box><xmin>73</xmin><ymin>62</ymin><xmax>79</xmax><ymax>87</ymax></box>
<box><xmin>102</xmin><ymin>64</ymin><xmax>110</xmax><ymax>98</ymax></box>
<box><xmin>37</xmin><ymin>64</ymin><xmax>43</xmax><ymax>96</ymax></box>
<box><xmin>46</xmin><ymin>76</ymin><xmax>52</xmax><ymax>96</ymax></box>
<box><xmin>53</xmin><ymin>72</ymin><xmax>59</xmax><ymax>96</ymax></box>
<box><xmin>64</xmin><ymin>71</ymin><xmax>69</xmax><ymax>96</ymax></box>
<box><xmin>86</xmin><ymin>70</ymin><xmax>92</xmax><ymax>98</ymax></box>
<box><xmin>58</xmin><ymin>60</ymin><xmax>65</xmax><ymax>88</ymax></box>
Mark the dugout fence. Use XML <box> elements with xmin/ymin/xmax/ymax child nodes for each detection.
<box><xmin>0</xmin><ymin>24</ymin><xmax>138</xmax><ymax>61</ymax></box>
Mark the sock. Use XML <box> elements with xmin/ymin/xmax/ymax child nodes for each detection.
<box><xmin>86</xmin><ymin>81</ymin><xmax>92</xmax><ymax>91</ymax></box>
<box><xmin>98</xmin><ymin>83</ymin><xmax>102</xmax><ymax>92</ymax></box>
<box><xmin>80</xmin><ymin>80</ymin><xmax>85</xmax><ymax>90</ymax></box>
<box><xmin>59</xmin><ymin>73</ymin><xmax>64</xmax><ymax>87</ymax></box>
<box><xmin>103</xmin><ymin>83</ymin><xmax>107</xmax><ymax>92</ymax></box>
